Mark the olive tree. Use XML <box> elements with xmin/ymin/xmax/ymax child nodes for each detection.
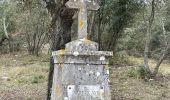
<box><xmin>17</xmin><ymin>0</ymin><xmax>49</xmax><ymax>56</ymax></box>
<box><xmin>142</xmin><ymin>0</ymin><xmax>170</xmax><ymax>78</ymax></box>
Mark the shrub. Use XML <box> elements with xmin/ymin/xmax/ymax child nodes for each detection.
<box><xmin>32</xmin><ymin>75</ymin><xmax>45</xmax><ymax>84</ymax></box>
<box><xmin>109</xmin><ymin>51</ymin><xmax>132</xmax><ymax>66</ymax></box>
<box><xmin>127</xmin><ymin>67</ymin><xmax>138</xmax><ymax>78</ymax></box>
<box><xmin>137</xmin><ymin>65</ymin><xmax>148</xmax><ymax>79</ymax></box>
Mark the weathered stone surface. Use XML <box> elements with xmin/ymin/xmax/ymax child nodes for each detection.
<box><xmin>51</xmin><ymin>59</ymin><xmax>111</xmax><ymax>100</ymax></box>
<box><xmin>51</xmin><ymin>46</ymin><xmax>112</xmax><ymax>100</ymax></box>
<box><xmin>66</xmin><ymin>0</ymin><xmax>100</xmax><ymax>10</ymax></box>
<box><xmin>67</xmin><ymin>85</ymin><xmax>107</xmax><ymax>100</ymax></box>
<box><xmin>52</xmin><ymin>50</ymin><xmax>112</xmax><ymax>65</ymax></box>
<box><xmin>65</xmin><ymin>39</ymin><xmax>99</xmax><ymax>51</ymax></box>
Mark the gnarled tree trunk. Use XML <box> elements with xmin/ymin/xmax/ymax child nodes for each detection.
<box><xmin>43</xmin><ymin>0</ymin><xmax>75</xmax><ymax>99</ymax></box>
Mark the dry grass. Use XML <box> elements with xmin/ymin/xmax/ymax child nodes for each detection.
<box><xmin>0</xmin><ymin>52</ymin><xmax>49</xmax><ymax>100</ymax></box>
<box><xmin>111</xmin><ymin>66</ymin><xmax>170</xmax><ymax>100</ymax></box>
<box><xmin>111</xmin><ymin>56</ymin><xmax>170</xmax><ymax>100</ymax></box>
<box><xmin>0</xmin><ymin>53</ymin><xmax>170</xmax><ymax>100</ymax></box>
<box><xmin>129</xmin><ymin>56</ymin><xmax>170</xmax><ymax>75</ymax></box>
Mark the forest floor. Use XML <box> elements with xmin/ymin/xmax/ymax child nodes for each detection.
<box><xmin>0</xmin><ymin>52</ymin><xmax>49</xmax><ymax>100</ymax></box>
<box><xmin>0</xmin><ymin>52</ymin><xmax>170</xmax><ymax>100</ymax></box>
<box><xmin>111</xmin><ymin>56</ymin><xmax>170</xmax><ymax>100</ymax></box>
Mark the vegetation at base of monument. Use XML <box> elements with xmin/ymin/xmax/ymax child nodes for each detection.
<box><xmin>0</xmin><ymin>0</ymin><xmax>170</xmax><ymax>99</ymax></box>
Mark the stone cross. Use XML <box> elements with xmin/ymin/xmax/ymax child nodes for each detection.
<box><xmin>50</xmin><ymin>1</ymin><xmax>112</xmax><ymax>100</ymax></box>
<box><xmin>66</xmin><ymin>0</ymin><xmax>100</xmax><ymax>39</ymax></box>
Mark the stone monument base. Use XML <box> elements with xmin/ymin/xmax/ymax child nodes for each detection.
<box><xmin>51</xmin><ymin>39</ymin><xmax>113</xmax><ymax>100</ymax></box>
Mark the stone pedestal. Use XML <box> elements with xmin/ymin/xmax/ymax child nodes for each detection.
<box><xmin>51</xmin><ymin>39</ymin><xmax>113</xmax><ymax>100</ymax></box>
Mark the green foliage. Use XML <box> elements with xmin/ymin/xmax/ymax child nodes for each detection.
<box><xmin>138</xmin><ymin>65</ymin><xmax>149</xmax><ymax>79</ymax></box>
<box><xmin>117</xmin><ymin>27</ymin><xmax>145</xmax><ymax>56</ymax></box>
<box><xmin>0</xmin><ymin>0</ymin><xmax>16</xmax><ymax>32</ymax></box>
<box><xmin>115</xmin><ymin>0</ymin><xmax>170</xmax><ymax>60</ymax></box>
<box><xmin>89</xmin><ymin>0</ymin><xmax>143</xmax><ymax>51</ymax></box>
<box><xmin>32</xmin><ymin>75</ymin><xmax>45</xmax><ymax>84</ymax></box>
<box><xmin>109</xmin><ymin>51</ymin><xmax>132</xmax><ymax>66</ymax></box>
<box><xmin>17</xmin><ymin>77</ymin><xmax>29</xmax><ymax>83</ymax></box>
<box><xmin>127</xmin><ymin>67</ymin><xmax>138</xmax><ymax>78</ymax></box>
<box><xmin>127</xmin><ymin>65</ymin><xmax>151</xmax><ymax>79</ymax></box>
<box><xmin>16</xmin><ymin>0</ymin><xmax>50</xmax><ymax>55</ymax></box>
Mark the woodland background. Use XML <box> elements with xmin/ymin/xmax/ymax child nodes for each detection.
<box><xmin>0</xmin><ymin>0</ymin><xmax>170</xmax><ymax>100</ymax></box>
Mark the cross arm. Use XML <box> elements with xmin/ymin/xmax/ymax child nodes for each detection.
<box><xmin>65</xmin><ymin>0</ymin><xmax>100</xmax><ymax>10</ymax></box>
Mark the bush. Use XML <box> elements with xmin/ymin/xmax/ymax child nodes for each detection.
<box><xmin>127</xmin><ymin>67</ymin><xmax>138</xmax><ymax>78</ymax></box>
<box><xmin>126</xmin><ymin>65</ymin><xmax>152</xmax><ymax>79</ymax></box>
<box><xmin>32</xmin><ymin>75</ymin><xmax>45</xmax><ymax>84</ymax></box>
<box><xmin>0</xmin><ymin>36</ymin><xmax>23</xmax><ymax>53</ymax></box>
<box><xmin>109</xmin><ymin>51</ymin><xmax>132</xmax><ymax>66</ymax></box>
<box><xmin>137</xmin><ymin>65</ymin><xmax>148</xmax><ymax>79</ymax></box>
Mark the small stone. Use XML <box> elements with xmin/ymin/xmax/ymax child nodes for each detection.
<box><xmin>96</xmin><ymin>72</ymin><xmax>100</xmax><ymax>77</ymax></box>
<box><xmin>80</xmin><ymin>38</ymin><xmax>86</xmax><ymax>41</ymax></box>
<box><xmin>78</xmin><ymin>68</ymin><xmax>81</xmax><ymax>71</ymax></box>
<box><xmin>64</xmin><ymin>97</ymin><xmax>68</xmax><ymax>100</ymax></box>
<box><xmin>89</xmin><ymin>71</ymin><xmax>93</xmax><ymax>74</ymax></box>
<box><xmin>2</xmin><ymin>76</ymin><xmax>9</xmax><ymax>81</ymax></box>
<box><xmin>100</xmin><ymin>56</ymin><xmax>105</xmax><ymax>61</ymax></box>
<box><xmin>70</xmin><ymin>61</ymin><xmax>75</xmax><ymax>63</ymax></box>
<box><xmin>87</xmin><ymin>0</ymin><xmax>91</xmax><ymax>2</ymax></box>
<box><xmin>149</xmin><ymin>79</ymin><xmax>154</xmax><ymax>81</ymax></box>
<box><xmin>106</xmin><ymin>70</ymin><xmax>109</xmax><ymax>75</ymax></box>
<box><xmin>73</xmin><ymin>51</ymin><xmax>79</xmax><ymax>56</ymax></box>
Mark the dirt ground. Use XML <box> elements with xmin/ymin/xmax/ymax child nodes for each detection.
<box><xmin>0</xmin><ymin>52</ymin><xmax>170</xmax><ymax>100</ymax></box>
<box><xmin>111</xmin><ymin>66</ymin><xmax>170</xmax><ymax>100</ymax></box>
<box><xmin>0</xmin><ymin>53</ymin><xmax>49</xmax><ymax>100</ymax></box>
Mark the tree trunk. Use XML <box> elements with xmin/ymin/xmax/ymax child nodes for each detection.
<box><xmin>50</xmin><ymin>14</ymin><xmax>73</xmax><ymax>51</ymax></box>
<box><xmin>44</xmin><ymin>1</ymin><xmax>75</xmax><ymax>99</ymax></box>
<box><xmin>143</xmin><ymin>0</ymin><xmax>155</xmax><ymax>77</ymax></box>
<box><xmin>142</xmin><ymin>0</ymin><xmax>170</xmax><ymax>78</ymax></box>
<box><xmin>98</xmin><ymin>10</ymin><xmax>102</xmax><ymax>50</ymax></box>
<box><xmin>47</xmin><ymin>57</ymin><xmax>54</xmax><ymax>100</ymax></box>
<box><xmin>144</xmin><ymin>22</ymin><xmax>152</xmax><ymax>74</ymax></box>
<box><xmin>3</xmin><ymin>16</ymin><xmax>13</xmax><ymax>52</ymax></box>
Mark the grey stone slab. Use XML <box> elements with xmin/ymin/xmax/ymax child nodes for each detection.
<box><xmin>61</xmin><ymin>64</ymin><xmax>105</xmax><ymax>85</ymax></box>
<box><xmin>51</xmin><ymin>63</ymin><xmax>111</xmax><ymax>100</ymax></box>
<box><xmin>53</xmin><ymin>55</ymin><xmax>111</xmax><ymax>65</ymax></box>
<box><xmin>51</xmin><ymin>40</ymin><xmax>112</xmax><ymax>100</ymax></box>
<box><xmin>67</xmin><ymin>85</ymin><xmax>105</xmax><ymax>100</ymax></box>
<box><xmin>52</xmin><ymin>50</ymin><xmax>113</xmax><ymax>57</ymax></box>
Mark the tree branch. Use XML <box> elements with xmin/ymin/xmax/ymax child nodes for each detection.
<box><xmin>143</xmin><ymin>0</ymin><xmax>156</xmax><ymax>73</ymax></box>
